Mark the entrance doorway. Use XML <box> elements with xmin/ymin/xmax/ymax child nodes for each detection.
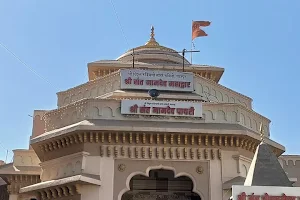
<box><xmin>122</xmin><ymin>169</ymin><xmax>201</xmax><ymax>200</ymax></box>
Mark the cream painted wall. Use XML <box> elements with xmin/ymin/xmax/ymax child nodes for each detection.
<box><xmin>84</xmin><ymin>156</ymin><xmax>101</xmax><ymax>176</ymax></box>
<box><xmin>222</xmin><ymin>150</ymin><xmax>252</xmax><ymax>183</ymax></box>
<box><xmin>280</xmin><ymin>155</ymin><xmax>300</xmax><ymax>186</ymax></box>
<box><xmin>40</xmin><ymin>152</ymin><xmax>89</xmax><ymax>181</ymax></box>
<box><xmin>13</xmin><ymin>150</ymin><xmax>40</xmax><ymax>167</ymax></box>
<box><xmin>8</xmin><ymin>194</ymin><xmax>18</xmax><ymax>200</ymax></box>
<box><xmin>210</xmin><ymin>159</ymin><xmax>222</xmax><ymax>200</ymax></box>
<box><xmin>222</xmin><ymin>151</ymin><xmax>240</xmax><ymax>182</ymax></box>
<box><xmin>80</xmin><ymin>185</ymin><xmax>101</xmax><ymax>200</ymax></box>
<box><xmin>100</xmin><ymin>157</ymin><xmax>114</xmax><ymax>200</ymax></box>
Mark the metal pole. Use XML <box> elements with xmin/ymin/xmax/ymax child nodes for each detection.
<box><xmin>5</xmin><ymin>150</ymin><xmax>8</xmax><ymax>163</ymax></box>
<box><xmin>191</xmin><ymin>42</ymin><xmax>193</xmax><ymax>64</ymax></box>
<box><xmin>191</xmin><ymin>20</ymin><xmax>193</xmax><ymax>64</ymax></box>
<box><xmin>182</xmin><ymin>49</ymin><xmax>186</xmax><ymax>72</ymax></box>
<box><xmin>132</xmin><ymin>48</ymin><xmax>135</xmax><ymax>68</ymax></box>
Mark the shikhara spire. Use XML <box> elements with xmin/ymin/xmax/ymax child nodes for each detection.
<box><xmin>244</xmin><ymin>124</ymin><xmax>292</xmax><ymax>187</ymax></box>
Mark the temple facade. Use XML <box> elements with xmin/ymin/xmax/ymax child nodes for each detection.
<box><xmin>0</xmin><ymin>27</ymin><xmax>299</xmax><ymax>200</ymax></box>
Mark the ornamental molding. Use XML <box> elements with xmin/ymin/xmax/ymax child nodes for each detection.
<box><xmin>36</xmin><ymin>184</ymin><xmax>80</xmax><ymax>200</ymax></box>
<box><xmin>42</xmin><ymin>99</ymin><xmax>270</xmax><ymax>138</ymax></box>
<box><xmin>99</xmin><ymin>145</ymin><xmax>222</xmax><ymax>160</ymax></box>
<box><xmin>1</xmin><ymin>174</ymin><xmax>40</xmax><ymax>194</ymax></box>
<box><xmin>36</xmin><ymin>132</ymin><xmax>275</xmax><ymax>157</ymax></box>
<box><xmin>56</xmin><ymin>70</ymin><xmax>253</xmax><ymax>111</ymax></box>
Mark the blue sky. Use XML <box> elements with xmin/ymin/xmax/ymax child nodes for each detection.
<box><xmin>0</xmin><ymin>1</ymin><xmax>299</xmax><ymax>161</ymax></box>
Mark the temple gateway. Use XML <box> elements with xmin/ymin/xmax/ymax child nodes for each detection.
<box><xmin>0</xmin><ymin>27</ymin><xmax>299</xmax><ymax>200</ymax></box>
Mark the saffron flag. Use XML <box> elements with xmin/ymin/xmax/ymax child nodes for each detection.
<box><xmin>192</xmin><ymin>21</ymin><xmax>211</xmax><ymax>40</ymax></box>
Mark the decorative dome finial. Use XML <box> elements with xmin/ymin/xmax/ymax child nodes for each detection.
<box><xmin>145</xmin><ymin>25</ymin><xmax>159</xmax><ymax>46</ymax></box>
<box><xmin>151</xmin><ymin>26</ymin><xmax>155</xmax><ymax>39</ymax></box>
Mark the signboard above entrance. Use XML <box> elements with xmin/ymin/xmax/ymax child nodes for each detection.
<box><xmin>120</xmin><ymin>69</ymin><xmax>194</xmax><ymax>92</ymax></box>
<box><xmin>232</xmin><ymin>185</ymin><xmax>300</xmax><ymax>200</ymax></box>
<box><xmin>121</xmin><ymin>100</ymin><xmax>202</xmax><ymax>117</ymax></box>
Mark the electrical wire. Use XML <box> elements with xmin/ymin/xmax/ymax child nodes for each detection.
<box><xmin>108</xmin><ymin>0</ymin><xmax>177</xmax><ymax>67</ymax></box>
<box><xmin>0</xmin><ymin>41</ymin><xmax>57</xmax><ymax>89</ymax></box>
<box><xmin>0</xmin><ymin>42</ymin><xmax>58</xmax><ymax>163</ymax></box>
<box><xmin>109</xmin><ymin>0</ymin><xmax>130</xmax><ymax>47</ymax></box>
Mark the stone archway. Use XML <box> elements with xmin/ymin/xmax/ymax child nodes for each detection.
<box><xmin>121</xmin><ymin>169</ymin><xmax>201</xmax><ymax>200</ymax></box>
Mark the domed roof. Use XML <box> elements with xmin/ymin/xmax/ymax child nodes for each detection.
<box><xmin>117</xmin><ymin>26</ymin><xmax>190</xmax><ymax>65</ymax></box>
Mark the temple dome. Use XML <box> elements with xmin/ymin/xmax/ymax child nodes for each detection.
<box><xmin>117</xmin><ymin>26</ymin><xmax>190</xmax><ymax>65</ymax></box>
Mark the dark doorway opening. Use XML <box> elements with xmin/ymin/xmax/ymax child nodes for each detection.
<box><xmin>122</xmin><ymin>169</ymin><xmax>201</xmax><ymax>200</ymax></box>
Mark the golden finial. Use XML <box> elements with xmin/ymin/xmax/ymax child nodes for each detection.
<box><xmin>259</xmin><ymin>122</ymin><xmax>265</xmax><ymax>143</ymax></box>
<box><xmin>150</xmin><ymin>26</ymin><xmax>155</xmax><ymax>39</ymax></box>
<box><xmin>145</xmin><ymin>25</ymin><xmax>159</xmax><ymax>46</ymax></box>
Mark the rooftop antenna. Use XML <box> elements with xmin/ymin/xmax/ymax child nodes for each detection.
<box><xmin>131</xmin><ymin>48</ymin><xmax>135</xmax><ymax>68</ymax></box>
<box><xmin>181</xmin><ymin>49</ymin><xmax>199</xmax><ymax>72</ymax></box>
<box><xmin>5</xmin><ymin>150</ymin><xmax>8</xmax><ymax>163</ymax></box>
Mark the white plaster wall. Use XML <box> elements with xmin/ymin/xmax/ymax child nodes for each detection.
<box><xmin>84</xmin><ymin>156</ymin><xmax>101</xmax><ymax>175</ymax></box>
<box><xmin>194</xmin><ymin>77</ymin><xmax>251</xmax><ymax>109</ymax></box>
<box><xmin>40</xmin><ymin>152</ymin><xmax>88</xmax><ymax>181</ymax></box>
<box><xmin>240</xmin><ymin>160</ymin><xmax>250</xmax><ymax>178</ymax></box>
<box><xmin>80</xmin><ymin>185</ymin><xmax>101</xmax><ymax>200</ymax></box>
<box><xmin>222</xmin><ymin>151</ymin><xmax>239</xmax><ymax>182</ymax></box>
<box><xmin>9</xmin><ymin>194</ymin><xmax>18</xmax><ymax>200</ymax></box>
<box><xmin>13</xmin><ymin>150</ymin><xmax>40</xmax><ymax>167</ymax></box>
<box><xmin>99</xmin><ymin>157</ymin><xmax>114</xmax><ymax>200</ymax></box>
<box><xmin>210</xmin><ymin>159</ymin><xmax>222</xmax><ymax>200</ymax></box>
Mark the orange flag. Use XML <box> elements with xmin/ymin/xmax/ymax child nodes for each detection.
<box><xmin>192</xmin><ymin>21</ymin><xmax>211</xmax><ymax>40</ymax></box>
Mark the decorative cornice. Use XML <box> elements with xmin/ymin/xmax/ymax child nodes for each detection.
<box><xmin>37</xmin><ymin>184</ymin><xmax>79</xmax><ymax>200</ymax></box>
<box><xmin>100</xmin><ymin>145</ymin><xmax>222</xmax><ymax>160</ymax></box>
<box><xmin>1</xmin><ymin>174</ymin><xmax>40</xmax><ymax>194</ymax></box>
<box><xmin>34</xmin><ymin>132</ymin><xmax>278</xmax><ymax>157</ymax></box>
<box><xmin>20</xmin><ymin>174</ymin><xmax>101</xmax><ymax>197</ymax></box>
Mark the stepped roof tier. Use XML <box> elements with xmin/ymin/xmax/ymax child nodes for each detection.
<box><xmin>88</xmin><ymin>26</ymin><xmax>224</xmax><ymax>82</ymax></box>
<box><xmin>1</xmin><ymin>26</ymin><xmax>297</xmax><ymax>200</ymax></box>
<box><xmin>28</xmin><ymin>27</ymin><xmax>284</xmax><ymax>160</ymax></box>
<box><xmin>117</xmin><ymin>26</ymin><xmax>190</xmax><ymax>64</ymax></box>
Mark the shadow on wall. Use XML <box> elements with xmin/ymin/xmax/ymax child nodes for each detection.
<box><xmin>0</xmin><ymin>185</ymin><xmax>9</xmax><ymax>200</ymax></box>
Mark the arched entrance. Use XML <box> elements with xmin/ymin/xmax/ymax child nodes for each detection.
<box><xmin>122</xmin><ymin>169</ymin><xmax>201</xmax><ymax>200</ymax></box>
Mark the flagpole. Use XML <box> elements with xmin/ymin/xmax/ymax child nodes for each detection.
<box><xmin>191</xmin><ymin>20</ymin><xmax>193</xmax><ymax>64</ymax></box>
